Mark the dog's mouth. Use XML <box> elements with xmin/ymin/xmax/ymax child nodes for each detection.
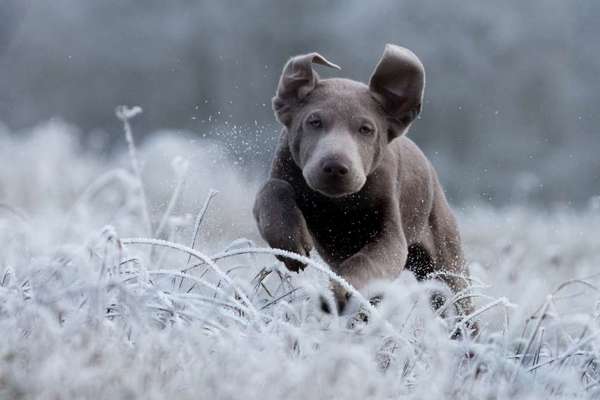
<box><xmin>303</xmin><ymin>172</ymin><xmax>366</xmax><ymax>198</ymax></box>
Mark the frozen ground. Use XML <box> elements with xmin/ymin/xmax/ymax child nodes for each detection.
<box><xmin>1</xmin><ymin>117</ymin><xmax>600</xmax><ymax>399</ymax></box>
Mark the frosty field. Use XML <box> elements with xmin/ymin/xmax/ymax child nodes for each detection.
<box><xmin>1</xmin><ymin>118</ymin><xmax>600</xmax><ymax>399</ymax></box>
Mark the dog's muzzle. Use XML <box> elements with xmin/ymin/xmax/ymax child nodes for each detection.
<box><xmin>303</xmin><ymin>156</ymin><xmax>366</xmax><ymax>198</ymax></box>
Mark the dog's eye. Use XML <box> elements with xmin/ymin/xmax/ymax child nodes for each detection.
<box><xmin>359</xmin><ymin>125</ymin><xmax>374</xmax><ymax>136</ymax></box>
<box><xmin>308</xmin><ymin>117</ymin><xmax>322</xmax><ymax>129</ymax></box>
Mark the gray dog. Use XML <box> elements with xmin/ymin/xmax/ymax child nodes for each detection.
<box><xmin>254</xmin><ymin>44</ymin><xmax>474</xmax><ymax>323</ymax></box>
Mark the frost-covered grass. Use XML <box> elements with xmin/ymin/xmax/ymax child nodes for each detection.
<box><xmin>1</xmin><ymin>116</ymin><xmax>600</xmax><ymax>399</ymax></box>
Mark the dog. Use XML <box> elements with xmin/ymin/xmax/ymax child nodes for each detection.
<box><xmin>253</xmin><ymin>44</ymin><xmax>474</xmax><ymax>325</ymax></box>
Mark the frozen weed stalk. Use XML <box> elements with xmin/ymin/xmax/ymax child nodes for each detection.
<box><xmin>115</xmin><ymin>105</ymin><xmax>152</xmax><ymax>237</ymax></box>
<box><xmin>1</xmin><ymin>117</ymin><xmax>600</xmax><ymax>399</ymax></box>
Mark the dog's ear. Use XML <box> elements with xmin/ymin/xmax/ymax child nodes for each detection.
<box><xmin>273</xmin><ymin>52</ymin><xmax>340</xmax><ymax>126</ymax></box>
<box><xmin>369</xmin><ymin>44</ymin><xmax>425</xmax><ymax>140</ymax></box>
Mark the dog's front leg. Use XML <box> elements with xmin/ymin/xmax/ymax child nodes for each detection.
<box><xmin>331</xmin><ymin>202</ymin><xmax>407</xmax><ymax>311</ymax></box>
<box><xmin>253</xmin><ymin>178</ymin><xmax>313</xmax><ymax>272</ymax></box>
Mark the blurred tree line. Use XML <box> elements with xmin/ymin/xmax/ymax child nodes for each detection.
<box><xmin>1</xmin><ymin>0</ymin><xmax>599</xmax><ymax>205</ymax></box>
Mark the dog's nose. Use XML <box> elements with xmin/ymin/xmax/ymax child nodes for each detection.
<box><xmin>322</xmin><ymin>160</ymin><xmax>349</xmax><ymax>176</ymax></box>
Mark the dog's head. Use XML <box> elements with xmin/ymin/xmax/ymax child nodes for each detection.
<box><xmin>273</xmin><ymin>44</ymin><xmax>425</xmax><ymax>198</ymax></box>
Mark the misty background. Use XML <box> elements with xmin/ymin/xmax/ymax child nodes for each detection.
<box><xmin>1</xmin><ymin>0</ymin><xmax>599</xmax><ymax>206</ymax></box>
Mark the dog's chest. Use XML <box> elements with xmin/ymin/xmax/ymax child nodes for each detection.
<box><xmin>297</xmin><ymin>191</ymin><xmax>383</xmax><ymax>263</ymax></box>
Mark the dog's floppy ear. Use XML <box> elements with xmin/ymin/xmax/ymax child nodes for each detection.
<box><xmin>369</xmin><ymin>44</ymin><xmax>425</xmax><ymax>139</ymax></box>
<box><xmin>273</xmin><ymin>52</ymin><xmax>340</xmax><ymax>126</ymax></box>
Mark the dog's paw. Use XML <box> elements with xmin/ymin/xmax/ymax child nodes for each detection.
<box><xmin>272</xmin><ymin>227</ymin><xmax>313</xmax><ymax>273</ymax></box>
<box><xmin>277</xmin><ymin>255</ymin><xmax>307</xmax><ymax>273</ymax></box>
<box><xmin>319</xmin><ymin>295</ymin><xmax>333</xmax><ymax>314</ymax></box>
<box><xmin>319</xmin><ymin>281</ymin><xmax>353</xmax><ymax>315</ymax></box>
